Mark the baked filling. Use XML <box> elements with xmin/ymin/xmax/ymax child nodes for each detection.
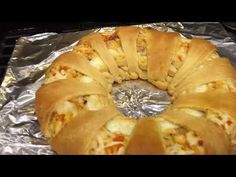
<box><xmin>136</xmin><ymin>29</ymin><xmax>148</xmax><ymax>72</ymax></box>
<box><xmin>74</xmin><ymin>42</ymin><xmax>114</xmax><ymax>84</ymax></box>
<box><xmin>87</xmin><ymin>117</ymin><xmax>205</xmax><ymax>155</ymax></box>
<box><xmin>88</xmin><ymin>117</ymin><xmax>135</xmax><ymax>155</ymax></box>
<box><xmin>36</xmin><ymin>27</ymin><xmax>236</xmax><ymax>155</ymax></box>
<box><xmin>159</xmin><ymin>118</ymin><xmax>205</xmax><ymax>154</ymax></box>
<box><xmin>48</xmin><ymin>95</ymin><xmax>110</xmax><ymax>138</ymax></box>
<box><xmin>179</xmin><ymin>108</ymin><xmax>236</xmax><ymax>145</ymax></box>
<box><xmin>45</xmin><ymin>65</ymin><xmax>95</xmax><ymax>84</ymax></box>
<box><xmin>180</xmin><ymin>79</ymin><xmax>236</xmax><ymax>95</ymax></box>
<box><xmin>166</xmin><ymin>38</ymin><xmax>190</xmax><ymax>83</ymax></box>
<box><xmin>104</xmin><ymin>33</ymin><xmax>126</xmax><ymax>67</ymax></box>
<box><xmin>103</xmin><ymin>33</ymin><xmax>133</xmax><ymax>81</ymax></box>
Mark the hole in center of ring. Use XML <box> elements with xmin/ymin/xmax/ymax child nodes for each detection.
<box><xmin>111</xmin><ymin>80</ymin><xmax>171</xmax><ymax>119</ymax></box>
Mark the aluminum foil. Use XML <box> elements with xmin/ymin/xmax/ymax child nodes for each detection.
<box><xmin>0</xmin><ymin>22</ymin><xmax>236</xmax><ymax>155</ymax></box>
<box><xmin>112</xmin><ymin>80</ymin><xmax>170</xmax><ymax>119</ymax></box>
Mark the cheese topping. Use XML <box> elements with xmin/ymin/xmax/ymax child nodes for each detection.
<box><xmin>45</xmin><ymin>66</ymin><xmax>81</xmax><ymax>84</ymax></box>
<box><xmin>85</xmin><ymin>95</ymin><xmax>110</xmax><ymax>111</ymax></box>
<box><xmin>106</xmin><ymin>37</ymin><xmax>126</xmax><ymax>67</ymax></box>
<box><xmin>179</xmin><ymin>108</ymin><xmax>236</xmax><ymax>145</ymax></box>
<box><xmin>89</xmin><ymin>126</ymin><xmax>129</xmax><ymax>155</ymax></box>
<box><xmin>105</xmin><ymin>118</ymin><xmax>136</xmax><ymax>136</ymax></box>
<box><xmin>181</xmin><ymin>79</ymin><xmax>236</xmax><ymax>95</ymax></box>
<box><xmin>159</xmin><ymin>118</ymin><xmax>205</xmax><ymax>154</ymax></box>
<box><xmin>181</xmin><ymin>108</ymin><xmax>205</xmax><ymax>117</ymax></box>
<box><xmin>159</xmin><ymin>119</ymin><xmax>179</xmax><ymax>132</ymax></box>
<box><xmin>56</xmin><ymin>101</ymin><xmax>79</xmax><ymax>118</ymax></box>
<box><xmin>80</xmin><ymin>76</ymin><xmax>94</xmax><ymax>83</ymax></box>
<box><xmin>167</xmin><ymin>38</ymin><xmax>190</xmax><ymax>82</ymax></box>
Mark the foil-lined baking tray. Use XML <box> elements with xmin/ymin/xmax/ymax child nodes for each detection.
<box><xmin>0</xmin><ymin>22</ymin><xmax>236</xmax><ymax>155</ymax></box>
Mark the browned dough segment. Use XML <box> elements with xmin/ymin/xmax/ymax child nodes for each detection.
<box><xmin>125</xmin><ymin>118</ymin><xmax>165</xmax><ymax>154</ymax></box>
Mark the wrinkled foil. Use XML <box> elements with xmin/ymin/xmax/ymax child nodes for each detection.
<box><xmin>0</xmin><ymin>22</ymin><xmax>236</xmax><ymax>155</ymax></box>
<box><xmin>112</xmin><ymin>80</ymin><xmax>170</xmax><ymax>119</ymax></box>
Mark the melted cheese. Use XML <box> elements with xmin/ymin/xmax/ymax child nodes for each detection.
<box><xmin>56</xmin><ymin>101</ymin><xmax>78</xmax><ymax>118</ymax></box>
<box><xmin>159</xmin><ymin>118</ymin><xmax>205</xmax><ymax>154</ymax></box>
<box><xmin>105</xmin><ymin>118</ymin><xmax>135</xmax><ymax>136</ymax></box>
<box><xmin>80</xmin><ymin>76</ymin><xmax>94</xmax><ymax>83</ymax></box>
<box><xmin>186</xmin><ymin>131</ymin><xmax>200</xmax><ymax>146</ymax></box>
<box><xmin>49</xmin><ymin>101</ymin><xmax>79</xmax><ymax>137</ymax></box>
<box><xmin>167</xmin><ymin>144</ymin><xmax>194</xmax><ymax>155</ymax></box>
<box><xmin>159</xmin><ymin>119</ymin><xmax>179</xmax><ymax>132</ymax></box>
<box><xmin>181</xmin><ymin>108</ymin><xmax>205</xmax><ymax>117</ymax></box>
<box><xmin>206</xmin><ymin>112</ymin><xmax>222</xmax><ymax>126</ymax></box>
<box><xmin>89</xmin><ymin>56</ymin><xmax>108</xmax><ymax>71</ymax></box>
<box><xmin>85</xmin><ymin>95</ymin><xmax>108</xmax><ymax>111</ymax></box>
<box><xmin>45</xmin><ymin>71</ymin><xmax>67</xmax><ymax>84</ymax></box>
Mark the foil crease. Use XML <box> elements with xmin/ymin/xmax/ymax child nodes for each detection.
<box><xmin>0</xmin><ymin>22</ymin><xmax>236</xmax><ymax>155</ymax></box>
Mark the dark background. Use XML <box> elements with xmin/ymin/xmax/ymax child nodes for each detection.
<box><xmin>1</xmin><ymin>22</ymin><xmax>236</xmax><ymax>84</ymax></box>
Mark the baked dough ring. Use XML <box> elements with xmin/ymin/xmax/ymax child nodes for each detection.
<box><xmin>147</xmin><ymin>30</ymin><xmax>181</xmax><ymax>90</ymax></box>
<box><xmin>174</xmin><ymin>58</ymin><xmax>236</xmax><ymax>96</ymax></box>
<box><xmin>81</xmin><ymin>33</ymin><xmax>122</xmax><ymax>83</ymax></box>
<box><xmin>50</xmin><ymin>105</ymin><xmax>120</xmax><ymax>154</ymax></box>
<box><xmin>35</xmin><ymin>25</ymin><xmax>236</xmax><ymax>155</ymax></box>
<box><xmin>169</xmin><ymin>39</ymin><xmax>216</xmax><ymax>93</ymax></box>
<box><xmin>35</xmin><ymin>78</ymin><xmax>109</xmax><ymax>138</ymax></box>
<box><xmin>45</xmin><ymin>51</ymin><xmax>109</xmax><ymax>90</ymax></box>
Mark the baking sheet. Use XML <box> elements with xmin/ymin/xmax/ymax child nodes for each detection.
<box><xmin>0</xmin><ymin>22</ymin><xmax>236</xmax><ymax>155</ymax></box>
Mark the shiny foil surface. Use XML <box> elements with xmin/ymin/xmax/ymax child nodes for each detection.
<box><xmin>0</xmin><ymin>22</ymin><xmax>235</xmax><ymax>154</ymax></box>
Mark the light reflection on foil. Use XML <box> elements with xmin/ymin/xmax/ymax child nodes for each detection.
<box><xmin>112</xmin><ymin>80</ymin><xmax>170</xmax><ymax>119</ymax></box>
<box><xmin>0</xmin><ymin>22</ymin><xmax>236</xmax><ymax>154</ymax></box>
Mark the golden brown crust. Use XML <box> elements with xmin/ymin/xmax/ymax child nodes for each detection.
<box><xmin>174</xmin><ymin>58</ymin><xmax>236</xmax><ymax>95</ymax></box>
<box><xmin>163</xmin><ymin>109</ymin><xmax>231</xmax><ymax>154</ymax></box>
<box><xmin>117</xmin><ymin>27</ymin><xmax>140</xmax><ymax>74</ymax></box>
<box><xmin>117</xmin><ymin>27</ymin><xmax>147</xmax><ymax>80</ymax></box>
<box><xmin>147</xmin><ymin>30</ymin><xmax>181</xmax><ymax>90</ymax></box>
<box><xmin>35</xmin><ymin>79</ymin><xmax>108</xmax><ymax>137</ymax></box>
<box><xmin>82</xmin><ymin>33</ymin><xmax>121</xmax><ymax>82</ymax></box>
<box><xmin>125</xmin><ymin>118</ymin><xmax>165</xmax><ymax>154</ymax></box>
<box><xmin>169</xmin><ymin>39</ymin><xmax>216</xmax><ymax>93</ymax></box>
<box><xmin>173</xmin><ymin>91</ymin><xmax>236</xmax><ymax>120</ymax></box>
<box><xmin>46</xmin><ymin>51</ymin><xmax>109</xmax><ymax>90</ymax></box>
<box><xmin>50</xmin><ymin>105</ymin><xmax>120</xmax><ymax>154</ymax></box>
<box><xmin>35</xmin><ymin>26</ymin><xmax>236</xmax><ymax>155</ymax></box>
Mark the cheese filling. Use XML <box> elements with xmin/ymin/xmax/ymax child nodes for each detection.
<box><xmin>105</xmin><ymin>35</ymin><xmax>126</xmax><ymax>67</ymax></box>
<box><xmin>88</xmin><ymin>117</ymin><xmax>205</xmax><ymax>155</ymax></box>
<box><xmin>89</xmin><ymin>55</ymin><xmax>108</xmax><ymax>72</ymax></box>
<box><xmin>49</xmin><ymin>100</ymin><xmax>79</xmax><ymax>138</ymax></box>
<box><xmin>105</xmin><ymin>118</ymin><xmax>136</xmax><ymax>136</ymax></box>
<box><xmin>48</xmin><ymin>95</ymin><xmax>110</xmax><ymax>138</ymax></box>
<box><xmin>180</xmin><ymin>79</ymin><xmax>236</xmax><ymax>95</ymax></box>
<box><xmin>45</xmin><ymin>65</ymin><xmax>83</xmax><ymax>84</ymax></box>
<box><xmin>74</xmin><ymin>42</ymin><xmax>115</xmax><ymax>84</ymax></box>
<box><xmin>104</xmin><ymin>33</ymin><xmax>140</xmax><ymax>81</ymax></box>
<box><xmin>88</xmin><ymin>117</ymin><xmax>136</xmax><ymax>155</ymax></box>
<box><xmin>88</xmin><ymin>127</ymin><xmax>129</xmax><ymax>155</ymax></box>
<box><xmin>159</xmin><ymin>118</ymin><xmax>205</xmax><ymax>154</ymax></box>
<box><xmin>167</xmin><ymin>38</ymin><xmax>190</xmax><ymax>82</ymax></box>
<box><xmin>180</xmin><ymin>108</ymin><xmax>236</xmax><ymax>145</ymax></box>
<box><xmin>137</xmin><ymin>30</ymin><xmax>148</xmax><ymax>71</ymax></box>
